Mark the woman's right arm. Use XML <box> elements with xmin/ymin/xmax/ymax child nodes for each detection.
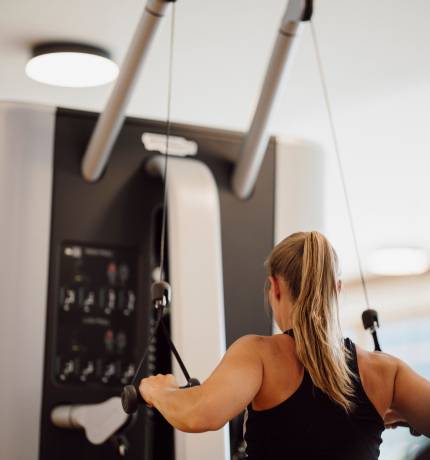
<box><xmin>391</xmin><ymin>358</ymin><xmax>430</xmax><ymax>437</ymax></box>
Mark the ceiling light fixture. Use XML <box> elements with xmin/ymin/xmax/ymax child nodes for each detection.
<box><xmin>25</xmin><ymin>42</ymin><xmax>119</xmax><ymax>88</ymax></box>
<box><xmin>367</xmin><ymin>247</ymin><xmax>430</xmax><ymax>277</ymax></box>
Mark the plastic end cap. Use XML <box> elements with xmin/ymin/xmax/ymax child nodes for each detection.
<box><xmin>362</xmin><ymin>309</ymin><xmax>379</xmax><ymax>331</ymax></box>
<box><xmin>181</xmin><ymin>378</ymin><xmax>200</xmax><ymax>388</ymax></box>
<box><xmin>151</xmin><ymin>280</ymin><xmax>172</xmax><ymax>306</ymax></box>
<box><xmin>121</xmin><ymin>385</ymin><xmax>139</xmax><ymax>414</ymax></box>
<box><xmin>302</xmin><ymin>0</ymin><xmax>313</xmax><ymax>21</ymax></box>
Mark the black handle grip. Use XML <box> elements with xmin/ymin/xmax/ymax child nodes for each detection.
<box><xmin>179</xmin><ymin>378</ymin><xmax>200</xmax><ymax>389</ymax></box>
<box><xmin>121</xmin><ymin>385</ymin><xmax>142</xmax><ymax>415</ymax></box>
<box><xmin>395</xmin><ymin>421</ymin><xmax>421</xmax><ymax>437</ymax></box>
<box><xmin>121</xmin><ymin>378</ymin><xmax>201</xmax><ymax>414</ymax></box>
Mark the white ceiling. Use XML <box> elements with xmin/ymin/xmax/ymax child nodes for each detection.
<box><xmin>2</xmin><ymin>0</ymin><xmax>430</xmax><ymax>282</ymax></box>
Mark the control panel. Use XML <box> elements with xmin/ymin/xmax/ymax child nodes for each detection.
<box><xmin>55</xmin><ymin>243</ymin><xmax>138</xmax><ymax>387</ymax></box>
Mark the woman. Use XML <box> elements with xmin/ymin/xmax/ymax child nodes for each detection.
<box><xmin>139</xmin><ymin>231</ymin><xmax>430</xmax><ymax>459</ymax></box>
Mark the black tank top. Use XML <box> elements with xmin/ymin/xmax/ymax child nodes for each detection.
<box><xmin>243</xmin><ymin>335</ymin><xmax>384</xmax><ymax>460</ymax></box>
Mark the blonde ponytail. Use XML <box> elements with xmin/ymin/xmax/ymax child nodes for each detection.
<box><xmin>265</xmin><ymin>231</ymin><xmax>355</xmax><ymax>412</ymax></box>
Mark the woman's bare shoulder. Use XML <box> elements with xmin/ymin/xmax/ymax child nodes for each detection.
<box><xmin>354</xmin><ymin>344</ymin><xmax>399</xmax><ymax>417</ymax></box>
<box><xmin>355</xmin><ymin>343</ymin><xmax>399</xmax><ymax>393</ymax></box>
<box><xmin>233</xmin><ymin>333</ymin><xmax>292</xmax><ymax>354</ymax></box>
<box><xmin>229</xmin><ymin>334</ymin><xmax>267</xmax><ymax>352</ymax></box>
<box><xmin>355</xmin><ymin>344</ymin><xmax>399</xmax><ymax>369</ymax></box>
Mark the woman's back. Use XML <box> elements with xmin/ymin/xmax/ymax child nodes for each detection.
<box><xmin>243</xmin><ymin>333</ymin><xmax>395</xmax><ymax>459</ymax></box>
<box><xmin>140</xmin><ymin>231</ymin><xmax>430</xmax><ymax>452</ymax></box>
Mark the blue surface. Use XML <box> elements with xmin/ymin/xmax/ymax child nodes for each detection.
<box><xmin>375</xmin><ymin>317</ymin><xmax>430</xmax><ymax>460</ymax></box>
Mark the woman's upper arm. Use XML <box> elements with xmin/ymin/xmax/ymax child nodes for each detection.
<box><xmin>196</xmin><ymin>334</ymin><xmax>264</xmax><ymax>430</ymax></box>
<box><xmin>391</xmin><ymin>358</ymin><xmax>430</xmax><ymax>436</ymax></box>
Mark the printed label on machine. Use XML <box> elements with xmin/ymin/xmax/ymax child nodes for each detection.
<box><xmin>55</xmin><ymin>243</ymin><xmax>138</xmax><ymax>387</ymax></box>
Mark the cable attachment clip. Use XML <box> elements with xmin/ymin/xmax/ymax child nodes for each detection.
<box><xmin>151</xmin><ymin>280</ymin><xmax>171</xmax><ymax>309</ymax></box>
<box><xmin>362</xmin><ymin>309</ymin><xmax>379</xmax><ymax>333</ymax></box>
<box><xmin>121</xmin><ymin>281</ymin><xmax>172</xmax><ymax>415</ymax></box>
<box><xmin>362</xmin><ymin>308</ymin><xmax>382</xmax><ymax>352</ymax></box>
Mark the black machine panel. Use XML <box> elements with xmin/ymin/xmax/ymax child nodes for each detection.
<box><xmin>56</xmin><ymin>243</ymin><xmax>138</xmax><ymax>388</ymax></box>
<box><xmin>39</xmin><ymin>108</ymin><xmax>275</xmax><ymax>460</ymax></box>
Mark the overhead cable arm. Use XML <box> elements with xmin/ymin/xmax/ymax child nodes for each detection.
<box><xmin>232</xmin><ymin>0</ymin><xmax>312</xmax><ymax>200</ymax></box>
<box><xmin>81</xmin><ymin>0</ymin><xmax>175</xmax><ymax>182</ymax></box>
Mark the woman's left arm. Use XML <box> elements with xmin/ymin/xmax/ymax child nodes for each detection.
<box><xmin>139</xmin><ymin>334</ymin><xmax>264</xmax><ymax>433</ymax></box>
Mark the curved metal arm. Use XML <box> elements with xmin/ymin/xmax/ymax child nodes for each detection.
<box><xmin>81</xmin><ymin>0</ymin><xmax>174</xmax><ymax>182</ymax></box>
<box><xmin>232</xmin><ymin>0</ymin><xmax>313</xmax><ymax>199</ymax></box>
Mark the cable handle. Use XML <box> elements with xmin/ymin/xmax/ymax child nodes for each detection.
<box><xmin>121</xmin><ymin>378</ymin><xmax>200</xmax><ymax>415</ymax></box>
<box><xmin>121</xmin><ymin>281</ymin><xmax>199</xmax><ymax>414</ymax></box>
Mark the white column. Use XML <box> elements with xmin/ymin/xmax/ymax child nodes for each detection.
<box><xmin>273</xmin><ymin>138</ymin><xmax>325</xmax><ymax>333</ymax></box>
<box><xmin>275</xmin><ymin>138</ymin><xmax>325</xmax><ymax>242</ymax></box>
<box><xmin>0</xmin><ymin>101</ymin><xmax>55</xmax><ymax>460</ymax></box>
<box><xmin>147</xmin><ymin>156</ymin><xmax>230</xmax><ymax>460</ymax></box>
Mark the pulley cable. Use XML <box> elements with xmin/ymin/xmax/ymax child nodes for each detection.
<box><xmin>310</xmin><ymin>19</ymin><xmax>421</xmax><ymax>436</ymax></box>
<box><xmin>310</xmin><ymin>19</ymin><xmax>382</xmax><ymax>352</ymax></box>
<box><xmin>158</xmin><ymin>1</ymin><xmax>176</xmax><ymax>283</ymax></box>
<box><xmin>130</xmin><ymin>305</ymin><xmax>164</xmax><ymax>388</ymax></box>
<box><xmin>129</xmin><ymin>0</ymin><xmax>177</xmax><ymax>391</ymax></box>
<box><xmin>122</xmin><ymin>2</ymin><xmax>199</xmax><ymax>415</ymax></box>
<box><xmin>309</xmin><ymin>19</ymin><xmax>370</xmax><ymax>309</ymax></box>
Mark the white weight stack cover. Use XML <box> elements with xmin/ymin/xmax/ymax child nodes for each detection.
<box><xmin>0</xmin><ymin>101</ymin><xmax>56</xmax><ymax>460</ymax></box>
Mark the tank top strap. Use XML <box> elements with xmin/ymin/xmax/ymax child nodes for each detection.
<box><xmin>343</xmin><ymin>338</ymin><xmax>385</xmax><ymax>428</ymax></box>
<box><xmin>344</xmin><ymin>337</ymin><xmax>359</xmax><ymax>374</ymax></box>
<box><xmin>343</xmin><ymin>338</ymin><xmax>372</xmax><ymax>406</ymax></box>
<box><xmin>283</xmin><ymin>328</ymin><xmax>294</xmax><ymax>338</ymax></box>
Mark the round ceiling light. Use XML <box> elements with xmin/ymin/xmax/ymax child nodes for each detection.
<box><xmin>25</xmin><ymin>42</ymin><xmax>119</xmax><ymax>88</ymax></box>
<box><xmin>367</xmin><ymin>247</ymin><xmax>430</xmax><ymax>277</ymax></box>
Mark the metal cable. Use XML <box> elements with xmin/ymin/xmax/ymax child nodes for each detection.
<box><xmin>310</xmin><ymin>19</ymin><xmax>370</xmax><ymax>308</ymax></box>
<box><xmin>131</xmin><ymin>2</ymin><xmax>177</xmax><ymax>386</ymax></box>
<box><xmin>159</xmin><ymin>2</ymin><xmax>176</xmax><ymax>282</ymax></box>
<box><xmin>160</xmin><ymin>318</ymin><xmax>191</xmax><ymax>381</ymax></box>
<box><xmin>131</xmin><ymin>306</ymin><xmax>164</xmax><ymax>386</ymax></box>
<box><xmin>154</xmin><ymin>4</ymin><xmax>197</xmax><ymax>389</ymax></box>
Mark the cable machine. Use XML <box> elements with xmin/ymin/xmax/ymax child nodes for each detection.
<box><xmin>0</xmin><ymin>1</ymin><xmax>423</xmax><ymax>459</ymax></box>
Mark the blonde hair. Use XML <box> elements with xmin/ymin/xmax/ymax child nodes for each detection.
<box><xmin>265</xmin><ymin>231</ymin><xmax>355</xmax><ymax>412</ymax></box>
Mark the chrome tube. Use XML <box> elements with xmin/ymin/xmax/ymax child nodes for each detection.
<box><xmin>82</xmin><ymin>0</ymin><xmax>171</xmax><ymax>182</ymax></box>
<box><xmin>232</xmin><ymin>0</ymin><xmax>312</xmax><ymax>199</ymax></box>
